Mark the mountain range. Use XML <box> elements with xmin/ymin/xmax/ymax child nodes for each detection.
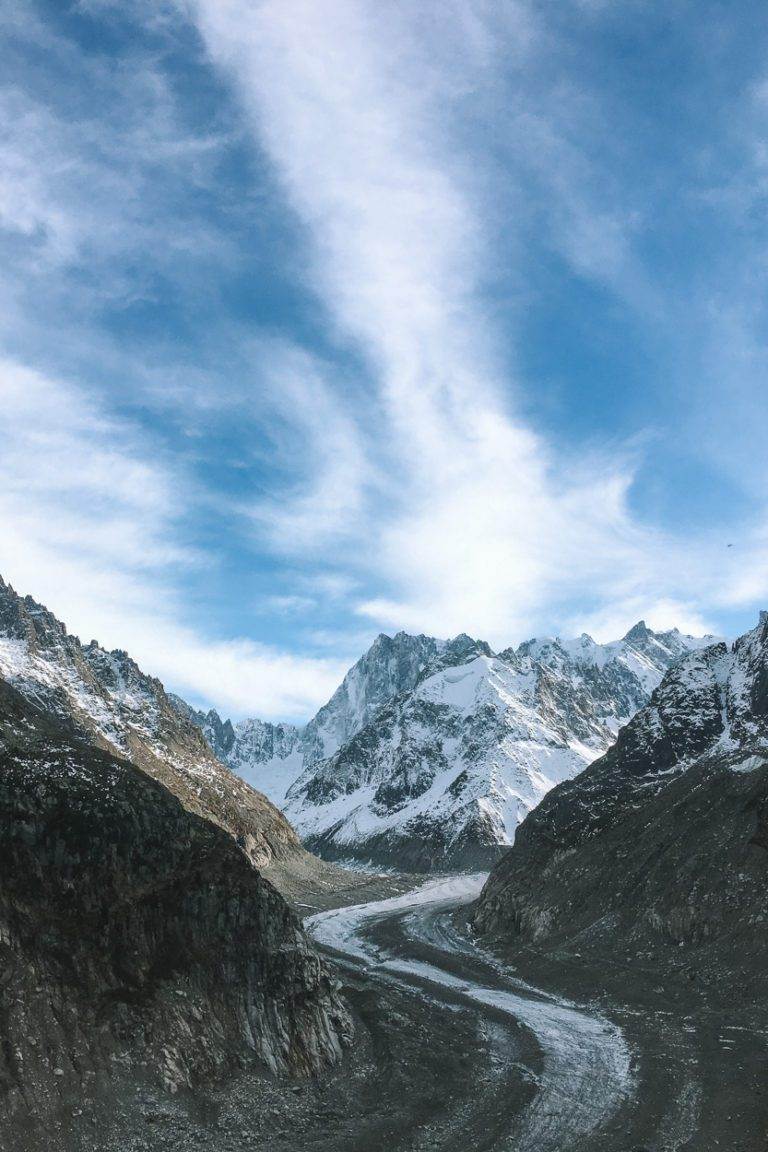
<box><xmin>1</xmin><ymin>571</ymin><xmax>716</xmax><ymax>877</ymax></box>
<box><xmin>182</xmin><ymin>623</ymin><xmax>715</xmax><ymax>869</ymax></box>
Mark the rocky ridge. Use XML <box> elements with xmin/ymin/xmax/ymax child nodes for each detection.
<box><xmin>0</xmin><ymin>577</ymin><xmax>313</xmax><ymax>887</ymax></box>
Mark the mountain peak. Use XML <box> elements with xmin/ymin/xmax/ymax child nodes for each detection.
<box><xmin>449</xmin><ymin>631</ymin><xmax>477</xmax><ymax>645</ymax></box>
<box><xmin>444</xmin><ymin>632</ymin><xmax>490</xmax><ymax>659</ymax></box>
<box><xmin>623</xmin><ymin>619</ymin><xmax>651</xmax><ymax>643</ymax></box>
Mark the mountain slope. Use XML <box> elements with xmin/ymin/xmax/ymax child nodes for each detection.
<box><xmin>0</xmin><ymin>577</ymin><xmax>322</xmax><ymax>895</ymax></box>
<box><xmin>0</xmin><ymin>675</ymin><xmax>350</xmax><ymax>1152</ymax></box>
<box><xmin>170</xmin><ymin>694</ymin><xmax>308</xmax><ymax>815</ymax></box>
<box><xmin>301</xmin><ymin>631</ymin><xmax>475</xmax><ymax>762</ymax></box>
<box><xmin>185</xmin><ymin>633</ymin><xmax>470</xmax><ymax>798</ymax></box>
<box><xmin>193</xmin><ymin>623</ymin><xmax>712</xmax><ymax>871</ymax></box>
<box><xmin>473</xmin><ymin>614</ymin><xmax>768</xmax><ymax>981</ymax></box>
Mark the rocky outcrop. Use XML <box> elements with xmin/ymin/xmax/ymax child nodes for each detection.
<box><xmin>473</xmin><ymin>616</ymin><xmax>768</xmax><ymax>979</ymax></box>
<box><xmin>0</xmin><ymin>676</ymin><xmax>351</xmax><ymax>1151</ymax></box>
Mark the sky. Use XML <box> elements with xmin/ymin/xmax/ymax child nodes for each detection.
<box><xmin>2</xmin><ymin>0</ymin><xmax>768</xmax><ymax>721</ymax></box>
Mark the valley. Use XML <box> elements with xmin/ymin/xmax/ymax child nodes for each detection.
<box><xmin>5</xmin><ymin>6</ymin><xmax>767</xmax><ymax>1149</ymax></box>
<box><xmin>63</xmin><ymin>868</ymin><xmax>767</xmax><ymax>1152</ymax></box>
<box><xmin>300</xmin><ymin>873</ymin><xmax>768</xmax><ymax>1152</ymax></box>
<box><xmin>2</xmin><ymin>575</ymin><xmax>767</xmax><ymax>1150</ymax></box>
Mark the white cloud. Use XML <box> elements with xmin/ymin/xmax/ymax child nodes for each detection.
<box><xmin>98</xmin><ymin>618</ymin><xmax>349</xmax><ymax>719</ymax></box>
<box><xmin>4</xmin><ymin>0</ymin><xmax>768</xmax><ymax>730</ymax></box>
<box><xmin>184</xmin><ymin>0</ymin><xmax>768</xmax><ymax>649</ymax></box>
<box><xmin>244</xmin><ymin>340</ymin><xmax>369</xmax><ymax>550</ymax></box>
<box><xmin>0</xmin><ymin>360</ymin><xmax>184</xmax><ymax>571</ymax></box>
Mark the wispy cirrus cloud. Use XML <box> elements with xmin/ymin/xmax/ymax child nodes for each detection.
<box><xmin>243</xmin><ymin>340</ymin><xmax>370</xmax><ymax>550</ymax></box>
<box><xmin>187</xmin><ymin>0</ymin><xmax>768</xmax><ymax>644</ymax></box>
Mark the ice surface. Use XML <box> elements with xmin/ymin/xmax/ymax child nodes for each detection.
<box><xmin>308</xmin><ymin>876</ymin><xmax>633</xmax><ymax>1152</ymax></box>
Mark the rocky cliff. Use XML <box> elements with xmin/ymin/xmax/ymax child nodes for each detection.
<box><xmin>0</xmin><ymin>675</ymin><xmax>351</xmax><ymax>1152</ymax></box>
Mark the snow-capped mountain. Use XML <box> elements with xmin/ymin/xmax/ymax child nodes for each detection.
<box><xmin>474</xmin><ymin>613</ymin><xmax>768</xmax><ymax>973</ymax></box>
<box><xmin>182</xmin><ymin>632</ymin><xmax>480</xmax><ymax>805</ymax></box>
<box><xmin>195</xmin><ymin>622</ymin><xmax>715</xmax><ymax>870</ymax></box>
<box><xmin>302</xmin><ymin>631</ymin><xmax>469</xmax><ymax>761</ymax></box>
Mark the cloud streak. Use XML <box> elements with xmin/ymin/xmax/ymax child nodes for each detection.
<box><xmin>188</xmin><ymin>0</ymin><xmax>768</xmax><ymax>644</ymax></box>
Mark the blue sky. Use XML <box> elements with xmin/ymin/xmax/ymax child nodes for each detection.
<box><xmin>2</xmin><ymin>0</ymin><xmax>768</xmax><ymax>720</ymax></box>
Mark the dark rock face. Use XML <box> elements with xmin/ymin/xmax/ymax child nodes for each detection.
<box><xmin>0</xmin><ymin>678</ymin><xmax>350</xmax><ymax>1150</ymax></box>
<box><xmin>474</xmin><ymin>619</ymin><xmax>768</xmax><ymax>977</ymax></box>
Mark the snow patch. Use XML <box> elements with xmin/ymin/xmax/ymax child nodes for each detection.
<box><xmin>730</xmin><ymin>754</ymin><xmax>766</xmax><ymax>774</ymax></box>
